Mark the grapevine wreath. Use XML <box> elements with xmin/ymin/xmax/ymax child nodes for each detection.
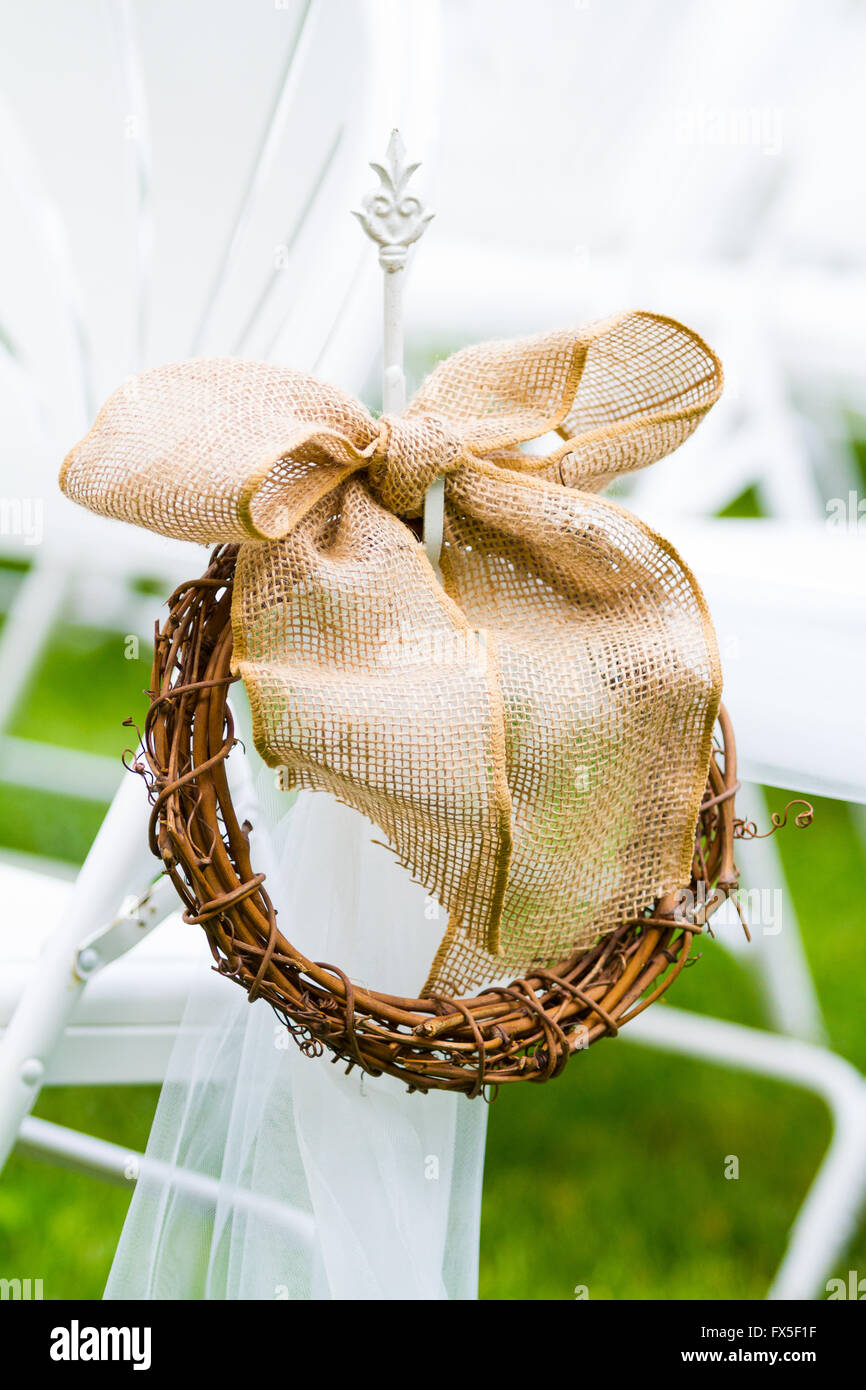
<box><xmin>59</xmin><ymin>310</ymin><xmax>807</xmax><ymax>1095</ymax></box>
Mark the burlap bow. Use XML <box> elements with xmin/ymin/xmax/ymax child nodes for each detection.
<box><xmin>61</xmin><ymin>310</ymin><xmax>723</xmax><ymax>994</ymax></box>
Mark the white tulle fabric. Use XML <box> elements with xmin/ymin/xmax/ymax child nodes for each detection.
<box><xmin>104</xmin><ymin>693</ymin><xmax>488</xmax><ymax>1300</ymax></box>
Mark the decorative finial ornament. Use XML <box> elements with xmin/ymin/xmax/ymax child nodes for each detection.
<box><xmin>353</xmin><ymin>129</ymin><xmax>440</xmax><ymax>564</ymax></box>
<box><xmin>352</xmin><ymin>128</ymin><xmax>434</xmax><ymax>272</ymax></box>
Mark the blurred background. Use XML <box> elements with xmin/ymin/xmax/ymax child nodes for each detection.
<box><xmin>0</xmin><ymin>0</ymin><xmax>864</xmax><ymax>1299</ymax></box>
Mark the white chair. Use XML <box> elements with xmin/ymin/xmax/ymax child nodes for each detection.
<box><xmin>0</xmin><ymin>0</ymin><xmax>440</xmax><ymax>796</ymax></box>
<box><xmin>399</xmin><ymin>0</ymin><xmax>866</xmax><ymax>1297</ymax></box>
<box><xmin>0</xmin><ymin>0</ymin><xmax>441</xmax><ymax>1214</ymax></box>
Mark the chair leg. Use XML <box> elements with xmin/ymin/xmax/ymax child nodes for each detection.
<box><xmin>0</xmin><ymin>772</ymin><xmax>158</xmax><ymax>1172</ymax></box>
<box><xmin>15</xmin><ymin>1115</ymin><xmax>315</xmax><ymax>1249</ymax></box>
<box><xmin>624</xmin><ymin>1006</ymin><xmax>866</xmax><ymax>1300</ymax></box>
<box><xmin>734</xmin><ymin>783</ymin><xmax>828</xmax><ymax>1044</ymax></box>
<box><xmin>0</xmin><ymin>562</ymin><xmax>67</xmax><ymax>730</ymax></box>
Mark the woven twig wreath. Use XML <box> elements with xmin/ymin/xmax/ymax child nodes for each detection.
<box><xmin>134</xmin><ymin>544</ymin><xmax>742</xmax><ymax>1096</ymax></box>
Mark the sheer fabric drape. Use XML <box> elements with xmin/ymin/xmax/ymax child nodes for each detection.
<box><xmin>104</xmin><ymin>692</ymin><xmax>488</xmax><ymax>1300</ymax></box>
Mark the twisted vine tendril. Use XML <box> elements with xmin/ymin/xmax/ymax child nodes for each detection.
<box><xmin>734</xmin><ymin>799</ymin><xmax>814</xmax><ymax>840</ymax></box>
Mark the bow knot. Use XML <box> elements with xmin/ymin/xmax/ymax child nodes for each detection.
<box><xmin>366</xmin><ymin>412</ymin><xmax>463</xmax><ymax>516</ymax></box>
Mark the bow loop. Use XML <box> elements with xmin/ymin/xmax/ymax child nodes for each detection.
<box><xmin>366</xmin><ymin>413</ymin><xmax>463</xmax><ymax>516</ymax></box>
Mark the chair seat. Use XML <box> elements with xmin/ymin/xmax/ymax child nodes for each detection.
<box><xmin>0</xmin><ymin>855</ymin><xmax>213</xmax><ymax>1083</ymax></box>
<box><xmin>637</xmin><ymin>517</ymin><xmax>866</xmax><ymax>804</ymax></box>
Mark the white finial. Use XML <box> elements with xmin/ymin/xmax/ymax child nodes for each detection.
<box><xmin>354</xmin><ymin>131</ymin><xmax>443</xmax><ymax>578</ymax></box>
<box><xmin>352</xmin><ymin>129</ymin><xmax>434</xmax><ymax>273</ymax></box>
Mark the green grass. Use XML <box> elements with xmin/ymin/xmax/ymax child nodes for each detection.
<box><xmin>0</xmin><ymin>615</ymin><xmax>152</xmax><ymax>864</ymax></box>
<box><xmin>7</xmin><ymin>618</ymin><xmax>151</xmax><ymax>760</ymax></box>
<box><xmin>481</xmin><ymin>1051</ymin><xmax>829</xmax><ymax>1300</ymax></box>
<box><xmin>718</xmin><ymin>482</ymin><xmax>764</xmax><ymax>519</ymax></box>
<box><xmin>0</xmin><ymin>597</ymin><xmax>864</xmax><ymax>1300</ymax></box>
<box><xmin>0</xmin><ymin>1087</ymin><xmax>159</xmax><ymax>1301</ymax></box>
<box><xmin>481</xmin><ymin>791</ymin><xmax>866</xmax><ymax>1300</ymax></box>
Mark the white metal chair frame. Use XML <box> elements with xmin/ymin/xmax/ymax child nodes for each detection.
<box><xmin>0</xmin><ymin>0</ymin><xmax>442</xmax><ymax>1276</ymax></box>
<box><xmin>1</xmin><ymin>0</ymin><xmax>864</xmax><ymax>1303</ymax></box>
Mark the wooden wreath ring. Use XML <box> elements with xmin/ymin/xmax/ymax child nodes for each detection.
<box><xmin>134</xmin><ymin>543</ymin><xmax>742</xmax><ymax>1096</ymax></box>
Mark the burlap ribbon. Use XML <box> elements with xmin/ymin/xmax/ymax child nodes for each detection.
<box><xmin>61</xmin><ymin>310</ymin><xmax>723</xmax><ymax>994</ymax></box>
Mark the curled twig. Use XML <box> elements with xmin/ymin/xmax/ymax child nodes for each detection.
<box><xmin>735</xmin><ymin>798</ymin><xmax>814</xmax><ymax>840</ymax></box>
